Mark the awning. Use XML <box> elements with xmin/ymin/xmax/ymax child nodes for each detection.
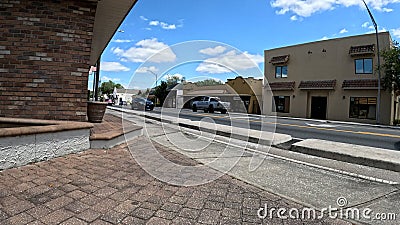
<box><xmin>298</xmin><ymin>80</ymin><xmax>336</xmax><ymax>90</ymax></box>
<box><xmin>90</xmin><ymin>0</ymin><xmax>138</xmax><ymax>64</ymax></box>
<box><xmin>349</xmin><ymin>44</ymin><xmax>375</xmax><ymax>57</ymax></box>
<box><xmin>342</xmin><ymin>79</ymin><xmax>380</xmax><ymax>89</ymax></box>
<box><xmin>270</xmin><ymin>55</ymin><xmax>290</xmax><ymax>65</ymax></box>
<box><xmin>267</xmin><ymin>81</ymin><xmax>295</xmax><ymax>91</ymax></box>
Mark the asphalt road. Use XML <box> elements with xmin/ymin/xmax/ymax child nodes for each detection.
<box><xmin>113</xmin><ymin>108</ymin><xmax>400</xmax><ymax>150</ymax></box>
<box><xmin>117</xmin><ymin>106</ymin><xmax>400</xmax><ymax>150</ymax></box>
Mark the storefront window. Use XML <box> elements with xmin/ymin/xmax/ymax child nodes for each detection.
<box><xmin>349</xmin><ymin>97</ymin><xmax>376</xmax><ymax>119</ymax></box>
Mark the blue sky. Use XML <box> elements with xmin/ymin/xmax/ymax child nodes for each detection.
<box><xmin>92</xmin><ymin>0</ymin><xmax>400</xmax><ymax>90</ymax></box>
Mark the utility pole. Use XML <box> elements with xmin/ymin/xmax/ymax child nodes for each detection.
<box><xmin>362</xmin><ymin>0</ymin><xmax>381</xmax><ymax>124</ymax></box>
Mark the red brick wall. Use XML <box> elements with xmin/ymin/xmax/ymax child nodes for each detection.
<box><xmin>0</xmin><ymin>0</ymin><xmax>97</xmax><ymax>121</ymax></box>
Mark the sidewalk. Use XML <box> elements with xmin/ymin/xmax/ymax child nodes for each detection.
<box><xmin>0</xmin><ymin>116</ymin><xmax>351</xmax><ymax>224</ymax></box>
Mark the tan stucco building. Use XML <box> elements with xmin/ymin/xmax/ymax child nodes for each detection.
<box><xmin>263</xmin><ymin>32</ymin><xmax>398</xmax><ymax>125</ymax></box>
<box><xmin>226</xmin><ymin>76</ymin><xmax>263</xmax><ymax>114</ymax></box>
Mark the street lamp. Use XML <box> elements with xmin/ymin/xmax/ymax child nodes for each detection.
<box><xmin>148</xmin><ymin>70</ymin><xmax>158</xmax><ymax>105</ymax></box>
<box><xmin>362</xmin><ymin>0</ymin><xmax>381</xmax><ymax>124</ymax></box>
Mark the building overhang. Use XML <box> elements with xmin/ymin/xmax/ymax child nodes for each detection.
<box><xmin>270</xmin><ymin>55</ymin><xmax>290</xmax><ymax>65</ymax></box>
<box><xmin>349</xmin><ymin>44</ymin><xmax>375</xmax><ymax>57</ymax></box>
<box><xmin>342</xmin><ymin>79</ymin><xmax>381</xmax><ymax>89</ymax></box>
<box><xmin>298</xmin><ymin>80</ymin><xmax>336</xmax><ymax>90</ymax></box>
<box><xmin>267</xmin><ymin>81</ymin><xmax>295</xmax><ymax>91</ymax></box>
<box><xmin>90</xmin><ymin>0</ymin><xmax>138</xmax><ymax>65</ymax></box>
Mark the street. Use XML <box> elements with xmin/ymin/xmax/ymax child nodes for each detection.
<box><xmin>140</xmin><ymin>107</ymin><xmax>400</xmax><ymax>151</ymax></box>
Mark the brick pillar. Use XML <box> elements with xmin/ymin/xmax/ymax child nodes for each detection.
<box><xmin>0</xmin><ymin>0</ymin><xmax>97</xmax><ymax>121</ymax></box>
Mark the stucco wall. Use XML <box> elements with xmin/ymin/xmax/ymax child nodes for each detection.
<box><xmin>0</xmin><ymin>129</ymin><xmax>90</xmax><ymax>170</ymax></box>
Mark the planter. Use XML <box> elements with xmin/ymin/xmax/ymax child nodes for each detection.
<box><xmin>87</xmin><ymin>101</ymin><xmax>108</xmax><ymax>123</ymax></box>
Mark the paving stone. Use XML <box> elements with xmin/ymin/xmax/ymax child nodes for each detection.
<box><xmin>39</xmin><ymin>208</ymin><xmax>73</xmax><ymax>225</ymax></box>
<box><xmin>64</xmin><ymin>201</ymin><xmax>90</xmax><ymax>214</ymax></box>
<box><xmin>146</xmin><ymin>216</ymin><xmax>171</xmax><ymax>225</ymax></box>
<box><xmin>3</xmin><ymin>212</ymin><xmax>34</xmax><ymax>225</ymax></box>
<box><xmin>76</xmin><ymin>209</ymin><xmax>101</xmax><ymax>223</ymax></box>
<box><xmin>131</xmin><ymin>207</ymin><xmax>155</xmax><ymax>220</ymax></box>
<box><xmin>198</xmin><ymin>209</ymin><xmax>221</xmax><ymax>225</ymax></box>
<box><xmin>66</xmin><ymin>190</ymin><xmax>88</xmax><ymax>199</ymax></box>
<box><xmin>171</xmin><ymin>216</ymin><xmax>197</xmax><ymax>225</ymax></box>
<box><xmin>121</xmin><ymin>216</ymin><xmax>146</xmax><ymax>225</ymax></box>
<box><xmin>178</xmin><ymin>207</ymin><xmax>200</xmax><ymax>220</ymax></box>
<box><xmin>44</xmin><ymin>196</ymin><xmax>74</xmax><ymax>210</ymax></box>
<box><xmin>26</xmin><ymin>206</ymin><xmax>51</xmax><ymax>219</ymax></box>
<box><xmin>100</xmin><ymin>210</ymin><xmax>127</xmax><ymax>224</ymax></box>
<box><xmin>59</xmin><ymin>217</ymin><xmax>88</xmax><ymax>225</ymax></box>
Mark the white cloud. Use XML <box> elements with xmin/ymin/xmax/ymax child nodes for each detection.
<box><xmin>320</xmin><ymin>36</ymin><xmax>329</xmax><ymax>40</ymax></box>
<box><xmin>391</xmin><ymin>28</ymin><xmax>400</xmax><ymax>38</ymax></box>
<box><xmin>362</xmin><ymin>22</ymin><xmax>370</xmax><ymax>28</ymax></box>
<box><xmin>112</xmin><ymin>38</ymin><xmax>176</xmax><ymax>63</ymax></box>
<box><xmin>290</xmin><ymin>15</ymin><xmax>298</xmax><ymax>21</ymax></box>
<box><xmin>135</xmin><ymin>66</ymin><xmax>159</xmax><ymax>74</ymax></box>
<box><xmin>112</xmin><ymin>39</ymin><xmax>134</xmax><ymax>43</ymax></box>
<box><xmin>149</xmin><ymin>20</ymin><xmax>178</xmax><ymax>30</ymax></box>
<box><xmin>381</xmin><ymin>7</ymin><xmax>393</xmax><ymax>12</ymax></box>
<box><xmin>149</xmin><ymin>20</ymin><xmax>159</xmax><ymax>26</ymax></box>
<box><xmin>199</xmin><ymin>46</ymin><xmax>227</xmax><ymax>56</ymax></box>
<box><xmin>339</xmin><ymin>28</ymin><xmax>348</xmax><ymax>34</ymax></box>
<box><xmin>270</xmin><ymin>0</ymin><xmax>400</xmax><ymax>18</ymax></box>
<box><xmin>196</xmin><ymin>50</ymin><xmax>263</xmax><ymax>74</ymax></box>
<box><xmin>101</xmin><ymin>76</ymin><xmax>121</xmax><ymax>82</ymax></box>
<box><xmin>101</xmin><ymin>62</ymin><xmax>130</xmax><ymax>72</ymax></box>
<box><xmin>140</xmin><ymin>16</ymin><xmax>148</xmax><ymax>21</ymax></box>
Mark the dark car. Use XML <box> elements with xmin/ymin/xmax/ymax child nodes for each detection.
<box><xmin>131</xmin><ymin>98</ymin><xmax>154</xmax><ymax>111</ymax></box>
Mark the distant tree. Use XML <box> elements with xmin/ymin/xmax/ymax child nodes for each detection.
<box><xmin>165</xmin><ymin>75</ymin><xmax>181</xmax><ymax>86</ymax></box>
<box><xmin>381</xmin><ymin>41</ymin><xmax>400</xmax><ymax>95</ymax></box>
<box><xmin>195</xmin><ymin>79</ymin><xmax>223</xmax><ymax>86</ymax></box>
<box><xmin>100</xmin><ymin>80</ymin><xmax>123</xmax><ymax>96</ymax></box>
<box><xmin>137</xmin><ymin>90</ymin><xmax>142</xmax><ymax>96</ymax></box>
<box><xmin>154</xmin><ymin>81</ymin><xmax>168</xmax><ymax>105</ymax></box>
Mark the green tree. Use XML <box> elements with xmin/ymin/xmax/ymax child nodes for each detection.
<box><xmin>381</xmin><ymin>41</ymin><xmax>400</xmax><ymax>94</ymax></box>
<box><xmin>165</xmin><ymin>75</ymin><xmax>181</xmax><ymax>86</ymax></box>
<box><xmin>154</xmin><ymin>81</ymin><xmax>168</xmax><ymax>105</ymax></box>
<box><xmin>100</xmin><ymin>80</ymin><xmax>123</xmax><ymax>96</ymax></box>
<box><xmin>195</xmin><ymin>79</ymin><xmax>223</xmax><ymax>86</ymax></box>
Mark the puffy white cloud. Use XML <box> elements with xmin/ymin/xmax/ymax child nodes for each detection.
<box><xmin>101</xmin><ymin>62</ymin><xmax>130</xmax><ymax>72</ymax></box>
<box><xmin>112</xmin><ymin>38</ymin><xmax>176</xmax><ymax>63</ymax></box>
<box><xmin>339</xmin><ymin>28</ymin><xmax>348</xmax><ymax>34</ymax></box>
<box><xmin>270</xmin><ymin>0</ymin><xmax>399</xmax><ymax>18</ymax></box>
<box><xmin>199</xmin><ymin>46</ymin><xmax>227</xmax><ymax>56</ymax></box>
<box><xmin>290</xmin><ymin>15</ymin><xmax>298</xmax><ymax>21</ymax></box>
<box><xmin>135</xmin><ymin>66</ymin><xmax>159</xmax><ymax>73</ymax></box>
<box><xmin>196</xmin><ymin>50</ymin><xmax>263</xmax><ymax>74</ymax></box>
<box><xmin>391</xmin><ymin>28</ymin><xmax>400</xmax><ymax>38</ymax></box>
<box><xmin>149</xmin><ymin>20</ymin><xmax>160</xmax><ymax>26</ymax></box>
<box><xmin>140</xmin><ymin>16</ymin><xmax>148</xmax><ymax>21</ymax></box>
<box><xmin>101</xmin><ymin>76</ymin><xmax>121</xmax><ymax>82</ymax></box>
<box><xmin>149</xmin><ymin>20</ymin><xmax>178</xmax><ymax>30</ymax></box>
<box><xmin>112</xmin><ymin>39</ymin><xmax>134</xmax><ymax>43</ymax></box>
<box><xmin>362</xmin><ymin>22</ymin><xmax>370</xmax><ymax>28</ymax></box>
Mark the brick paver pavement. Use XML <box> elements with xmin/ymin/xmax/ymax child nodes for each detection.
<box><xmin>0</xmin><ymin>137</ymin><xmax>351</xmax><ymax>225</ymax></box>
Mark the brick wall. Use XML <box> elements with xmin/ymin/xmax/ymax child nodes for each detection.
<box><xmin>0</xmin><ymin>0</ymin><xmax>97</xmax><ymax>121</ymax></box>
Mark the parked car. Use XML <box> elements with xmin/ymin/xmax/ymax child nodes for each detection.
<box><xmin>131</xmin><ymin>97</ymin><xmax>154</xmax><ymax>111</ymax></box>
<box><xmin>192</xmin><ymin>96</ymin><xmax>230</xmax><ymax>114</ymax></box>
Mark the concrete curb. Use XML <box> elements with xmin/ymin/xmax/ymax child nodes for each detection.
<box><xmin>108</xmin><ymin>106</ymin><xmax>292</xmax><ymax>146</ymax></box>
<box><xmin>292</xmin><ymin>139</ymin><xmax>400</xmax><ymax>172</ymax></box>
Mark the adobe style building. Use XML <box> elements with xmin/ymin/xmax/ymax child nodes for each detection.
<box><xmin>226</xmin><ymin>76</ymin><xmax>262</xmax><ymax>114</ymax></box>
<box><xmin>0</xmin><ymin>0</ymin><xmax>137</xmax><ymax>121</ymax></box>
<box><xmin>264</xmin><ymin>32</ymin><xmax>398</xmax><ymax>125</ymax></box>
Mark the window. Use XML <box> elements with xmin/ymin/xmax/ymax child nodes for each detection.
<box><xmin>349</xmin><ymin>97</ymin><xmax>376</xmax><ymax>119</ymax></box>
<box><xmin>275</xmin><ymin>66</ymin><xmax>288</xmax><ymax>78</ymax></box>
<box><xmin>355</xmin><ymin>58</ymin><xmax>373</xmax><ymax>74</ymax></box>
<box><xmin>273</xmin><ymin>96</ymin><xmax>290</xmax><ymax>113</ymax></box>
